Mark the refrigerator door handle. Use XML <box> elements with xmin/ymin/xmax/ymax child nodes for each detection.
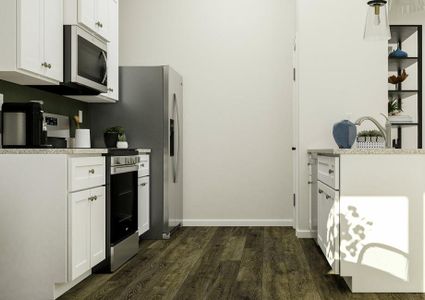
<box><xmin>175</xmin><ymin>93</ymin><xmax>181</xmax><ymax>183</ymax></box>
<box><xmin>172</xmin><ymin>93</ymin><xmax>180</xmax><ymax>183</ymax></box>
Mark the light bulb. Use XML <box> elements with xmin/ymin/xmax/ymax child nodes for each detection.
<box><xmin>374</xmin><ymin>5</ymin><xmax>381</xmax><ymax>25</ymax></box>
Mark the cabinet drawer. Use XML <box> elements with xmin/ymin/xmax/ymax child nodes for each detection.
<box><xmin>317</xmin><ymin>155</ymin><xmax>339</xmax><ymax>189</ymax></box>
<box><xmin>138</xmin><ymin>155</ymin><xmax>150</xmax><ymax>177</ymax></box>
<box><xmin>69</xmin><ymin>157</ymin><xmax>105</xmax><ymax>192</ymax></box>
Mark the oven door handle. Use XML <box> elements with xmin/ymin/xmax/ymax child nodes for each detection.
<box><xmin>101</xmin><ymin>50</ymin><xmax>108</xmax><ymax>85</ymax></box>
<box><xmin>111</xmin><ymin>165</ymin><xmax>138</xmax><ymax>175</ymax></box>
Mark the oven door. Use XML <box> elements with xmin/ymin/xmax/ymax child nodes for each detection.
<box><xmin>110</xmin><ymin>167</ymin><xmax>138</xmax><ymax>246</ymax></box>
<box><xmin>70</xmin><ymin>26</ymin><xmax>108</xmax><ymax>93</ymax></box>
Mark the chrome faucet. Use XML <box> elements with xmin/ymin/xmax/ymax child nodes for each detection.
<box><xmin>354</xmin><ymin>114</ymin><xmax>392</xmax><ymax>148</ymax></box>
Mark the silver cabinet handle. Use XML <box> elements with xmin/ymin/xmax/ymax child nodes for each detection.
<box><xmin>96</xmin><ymin>21</ymin><xmax>103</xmax><ymax>28</ymax></box>
<box><xmin>89</xmin><ymin>169</ymin><xmax>95</xmax><ymax>174</ymax></box>
<box><xmin>141</xmin><ymin>183</ymin><xmax>147</xmax><ymax>187</ymax></box>
<box><xmin>318</xmin><ymin>189</ymin><xmax>324</xmax><ymax>194</ymax></box>
<box><xmin>308</xmin><ymin>181</ymin><xmax>313</xmax><ymax>184</ymax></box>
<box><xmin>88</xmin><ymin>195</ymin><xmax>98</xmax><ymax>201</ymax></box>
<box><xmin>47</xmin><ymin>63</ymin><xmax>52</xmax><ymax>69</ymax></box>
<box><xmin>326</xmin><ymin>195</ymin><xmax>331</xmax><ymax>200</ymax></box>
<box><xmin>328</xmin><ymin>169</ymin><xmax>334</xmax><ymax>174</ymax></box>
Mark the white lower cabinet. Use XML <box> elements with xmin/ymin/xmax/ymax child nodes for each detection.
<box><xmin>317</xmin><ymin>181</ymin><xmax>340</xmax><ymax>274</ymax></box>
<box><xmin>70</xmin><ymin>186</ymin><xmax>105</xmax><ymax>280</ymax></box>
<box><xmin>138</xmin><ymin>176</ymin><xmax>150</xmax><ymax>236</ymax></box>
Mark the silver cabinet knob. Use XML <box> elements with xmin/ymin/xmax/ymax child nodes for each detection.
<box><xmin>108</xmin><ymin>88</ymin><xmax>114</xmax><ymax>92</ymax></box>
<box><xmin>328</xmin><ymin>169</ymin><xmax>334</xmax><ymax>174</ymax></box>
<box><xmin>318</xmin><ymin>189</ymin><xmax>324</xmax><ymax>194</ymax></box>
<box><xmin>41</xmin><ymin>62</ymin><xmax>52</xmax><ymax>69</ymax></box>
<box><xmin>141</xmin><ymin>183</ymin><xmax>147</xmax><ymax>187</ymax></box>
<box><xmin>96</xmin><ymin>21</ymin><xmax>103</xmax><ymax>28</ymax></box>
<box><xmin>89</xmin><ymin>169</ymin><xmax>95</xmax><ymax>174</ymax></box>
<box><xmin>326</xmin><ymin>195</ymin><xmax>331</xmax><ymax>200</ymax></box>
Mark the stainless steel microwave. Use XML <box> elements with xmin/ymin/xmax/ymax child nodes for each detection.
<box><xmin>63</xmin><ymin>25</ymin><xmax>108</xmax><ymax>95</ymax></box>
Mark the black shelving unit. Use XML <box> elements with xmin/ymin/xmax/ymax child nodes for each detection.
<box><xmin>389</xmin><ymin>25</ymin><xmax>423</xmax><ymax>148</ymax></box>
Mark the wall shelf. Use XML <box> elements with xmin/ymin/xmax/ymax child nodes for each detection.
<box><xmin>388</xmin><ymin>57</ymin><xmax>418</xmax><ymax>71</ymax></box>
<box><xmin>388</xmin><ymin>90</ymin><xmax>418</xmax><ymax>100</ymax></box>
<box><xmin>390</xmin><ymin>122</ymin><xmax>419</xmax><ymax>127</ymax></box>
<box><xmin>388</xmin><ymin>25</ymin><xmax>422</xmax><ymax>149</ymax></box>
<box><xmin>389</xmin><ymin>26</ymin><xmax>418</xmax><ymax>44</ymax></box>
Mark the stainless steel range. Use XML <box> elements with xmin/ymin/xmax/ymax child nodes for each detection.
<box><xmin>94</xmin><ymin>149</ymin><xmax>140</xmax><ymax>272</ymax></box>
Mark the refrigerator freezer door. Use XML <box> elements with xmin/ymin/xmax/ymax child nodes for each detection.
<box><xmin>163</xmin><ymin>67</ymin><xmax>183</xmax><ymax>235</ymax></box>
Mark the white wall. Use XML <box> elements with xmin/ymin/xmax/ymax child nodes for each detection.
<box><xmin>295</xmin><ymin>0</ymin><xmax>388</xmax><ymax>235</ymax></box>
<box><xmin>120</xmin><ymin>0</ymin><xmax>296</xmax><ymax>225</ymax></box>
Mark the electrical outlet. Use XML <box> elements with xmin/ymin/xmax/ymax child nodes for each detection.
<box><xmin>78</xmin><ymin>110</ymin><xmax>83</xmax><ymax>123</ymax></box>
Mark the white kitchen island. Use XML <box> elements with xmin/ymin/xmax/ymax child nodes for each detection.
<box><xmin>308</xmin><ymin>149</ymin><xmax>425</xmax><ymax>293</ymax></box>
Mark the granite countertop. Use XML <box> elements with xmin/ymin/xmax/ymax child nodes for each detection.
<box><xmin>0</xmin><ymin>148</ymin><xmax>152</xmax><ymax>155</ymax></box>
<box><xmin>308</xmin><ymin>148</ymin><xmax>425</xmax><ymax>155</ymax></box>
<box><xmin>137</xmin><ymin>149</ymin><xmax>151</xmax><ymax>154</ymax></box>
<box><xmin>0</xmin><ymin>148</ymin><xmax>108</xmax><ymax>155</ymax></box>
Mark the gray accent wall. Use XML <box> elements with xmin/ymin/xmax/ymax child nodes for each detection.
<box><xmin>0</xmin><ymin>80</ymin><xmax>89</xmax><ymax>136</ymax></box>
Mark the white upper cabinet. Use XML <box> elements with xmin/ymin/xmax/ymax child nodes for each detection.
<box><xmin>78</xmin><ymin>0</ymin><xmax>96</xmax><ymax>30</ymax></box>
<box><xmin>43</xmin><ymin>0</ymin><xmax>64</xmax><ymax>81</ymax></box>
<box><xmin>17</xmin><ymin>0</ymin><xmax>43</xmax><ymax>78</ymax></box>
<box><xmin>65</xmin><ymin>0</ymin><xmax>110</xmax><ymax>41</ymax></box>
<box><xmin>94</xmin><ymin>0</ymin><xmax>109</xmax><ymax>40</ymax></box>
<box><xmin>0</xmin><ymin>0</ymin><xmax>63</xmax><ymax>85</ymax></box>
<box><xmin>105</xmin><ymin>0</ymin><xmax>119</xmax><ymax>100</ymax></box>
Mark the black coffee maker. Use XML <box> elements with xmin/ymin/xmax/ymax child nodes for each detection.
<box><xmin>1</xmin><ymin>102</ymin><xmax>49</xmax><ymax>148</ymax></box>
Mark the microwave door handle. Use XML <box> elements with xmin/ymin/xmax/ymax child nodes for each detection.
<box><xmin>101</xmin><ymin>50</ymin><xmax>108</xmax><ymax>85</ymax></box>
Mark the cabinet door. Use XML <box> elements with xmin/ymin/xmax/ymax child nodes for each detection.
<box><xmin>317</xmin><ymin>182</ymin><xmax>340</xmax><ymax>274</ymax></box>
<box><xmin>94</xmin><ymin>0</ymin><xmax>109</xmax><ymax>40</ymax></box>
<box><xmin>43</xmin><ymin>0</ymin><xmax>63</xmax><ymax>82</ymax></box>
<box><xmin>70</xmin><ymin>189</ymin><xmax>91</xmax><ymax>280</ymax></box>
<box><xmin>104</xmin><ymin>0</ymin><xmax>118</xmax><ymax>100</ymax></box>
<box><xmin>90</xmin><ymin>187</ymin><xmax>106</xmax><ymax>267</ymax></box>
<box><xmin>17</xmin><ymin>0</ymin><xmax>43</xmax><ymax>76</ymax></box>
<box><xmin>78</xmin><ymin>0</ymin><xmax>96</xmax><ymax>32</ymax></box>
<box><xmin>138</xmin><ymin>177</ymin><xmax>150</xmax><ymax>236</ymax></box>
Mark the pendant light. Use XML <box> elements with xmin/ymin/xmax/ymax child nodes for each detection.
<box><xmin>364</xmin><ymin>0</ymin><xmax>391</xmax><ymax>41</ymax></box>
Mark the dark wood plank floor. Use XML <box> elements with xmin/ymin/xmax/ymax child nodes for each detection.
<box><xmin>60</xmin><ymin>227</ymin><xmax>425</xmax><ymax>300</ymax></box>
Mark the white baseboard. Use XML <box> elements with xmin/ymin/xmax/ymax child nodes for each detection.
<box><xmin>182</xmin><ymin>219</ymin><xmax>293</xmax><ymax>227</ymax></box>
<box><xmin>54</xmin><ymin>270</ymin><xmax>91</xmax><ymax>299</ymax></box>
<box><xmin>296</xmin><ymin>229</ymin><xmax>317</xmax><ymax>238</ymax></box>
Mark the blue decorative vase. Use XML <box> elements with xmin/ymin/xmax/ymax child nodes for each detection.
<box><xmin>333</xmin><ymin>120</ymin><xmax>357</xmax><ymax>149</ymax></box>
<box><xmin>389</xmin><ymin>48</ymin><xmax>408</xmax><ymax>58</ymax></box>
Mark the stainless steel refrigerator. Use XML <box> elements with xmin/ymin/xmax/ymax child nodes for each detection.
<box><xmin>89</xmin><ymin>66</ymin><xmax>183</xmax><ymax>239</ymax></box>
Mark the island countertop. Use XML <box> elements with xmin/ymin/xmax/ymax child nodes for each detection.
<box><xmin>308</xmin><ymin>148</ymin><xmax>425</xmax><ymax>155</ymax></box>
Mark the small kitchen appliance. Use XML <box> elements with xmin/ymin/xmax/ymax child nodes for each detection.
<box><xmin>1</xmin><ymin>102</ymin><xmax>47</xmax><ymax>148</ymax></box>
